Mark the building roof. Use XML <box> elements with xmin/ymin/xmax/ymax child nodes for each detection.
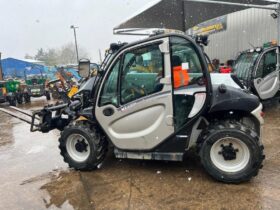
<box><xmin>1</xmin><ymin>58</ymin><xmax>45</xmax><ymax>78</ymax></box>
<box><xmin>114</xmin><ymin>0</ymin><xmax>277</xmax><ymax>33</ymax></box>
<box><xmin>20</xmin><ymin>59</ymin><xmax>45</xmax><ymax>65</ymax></box>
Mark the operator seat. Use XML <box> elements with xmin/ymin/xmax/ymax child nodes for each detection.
<box><xmin>134</xmin><ymin>56</ymin><xmax>149</xmax><ymax>73</ymax></box>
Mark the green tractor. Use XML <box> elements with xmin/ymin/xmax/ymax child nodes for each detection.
<box><xmin>24</xmin><ymin>68</ymin><xmax>50</xmax><ymax>101</ymax></box>
<box><xmin>0</xmin><ymin>79</ymin><xmax>30</xmax><ymax>106</ymax></box>
<box><xmin>4</xmin><ymin>79</ymin><xmax>27</xmax><ymax>106</ymax></box>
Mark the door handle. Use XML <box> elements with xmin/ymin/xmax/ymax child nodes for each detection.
<box><xmin>103</xmin><ymin>107</ymin><xmax>114</xmax><ymax>116</ymax></box>
<box><xmin>257</xmin><ymin>78</ymin><xmax>262</xmax><ymax>84</ymax></box>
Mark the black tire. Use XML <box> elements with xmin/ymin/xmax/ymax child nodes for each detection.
<box><xmin>46</xmin><ymin>91</ymin><xmax>51</xmax><ymax>101</ymax></box>
<box><xmin>199</xmin><ymin>121</ymin><xmax>265</xmax><ymax>183</ymax></box>
<box><xmin>16</xmin><ymin>93</ymin><xmax>23</xmax><ymax>104</ymax></box>
<box><xmin>59</xmin><ymin>123</ymin><xmax>108</xmax><ymax>170</ymax></box>
<box><xmin>24</xmin><ymin>93</ymin><xmax>31</xmax><ymax>103</ymax></box>
<box><xmin>9</xmin><ymin>96</ymin><xmax>17</xmax><ymax>106</ymax></box>
<box><xmin>51</xmin><ymin>91</ymin><xmax>60</xmax><ymax>100</ymax></box>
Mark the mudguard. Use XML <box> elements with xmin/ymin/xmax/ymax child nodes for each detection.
<box><xmin>209</xmin><ymin>84</ymin><xmax>260</xmax><ymax>113</ymax></box>
<box><xmin>78</xmin><ymin>106</ymin><xmax>94</xmax><ymax>120</ymax></box>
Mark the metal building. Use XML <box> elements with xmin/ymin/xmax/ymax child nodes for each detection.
<box><xmin>1</xmin><ymin>58</ymin><xmax>45</xmax><ymax>79</ymax></box>
<box><xmin>204</xmin><ymin>8</ymin><xmax>277</xmax><ymax>63</ymax></box>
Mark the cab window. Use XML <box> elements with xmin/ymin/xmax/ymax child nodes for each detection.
<box><xmin>170</xmin><ymin>36</ymin><xmax>205</xmax><ymax>130</ymax></box>
<box><xmin>234</xmin><ymin>52</ymin><xmax>259</xmax><ymax>81</ymax></box>
<box><xmin>120</xmin><ymin>43</ymin><xmax>164</xmax><ymax>104</ymax></box>
<box><xmin>99</xmin><ymin>59</ymin><xmax>120</xmax><ymax>107</ymax></box>
<box><xmin>256</xmin><ymin>50</ymin><xmax>277</xmax><ymax>78</ymax></box>
<box><xmin>170</xmin><ymin>37</ymin><xmax>203</xmax><ymax>89</ymax></box>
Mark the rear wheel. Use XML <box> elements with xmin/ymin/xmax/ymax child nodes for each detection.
<box><xmin>199</xmin><ymin>121</ymin><xmax>264</xmax><ymax>183</ymax></box>
<box><xmin>8</xmin><ymin>96</ymin><xmax>17</xmax><ymax>106</ymax></box>
<box><xmin>59</xmin><ymin>123</ymin><xmax>108</xmax><ymax>170</ymax></box>
<box><xmin>16</xmin><ymin>93</ymin><xmax>23</xmax><ymax>104</ymax></box>
<box><xmin>24</xmin><ymin>93</ymin><xmax>31</xmax><ymax>103</ymax></box>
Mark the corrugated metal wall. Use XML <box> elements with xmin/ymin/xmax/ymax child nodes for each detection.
<box><xmin>204</xmin><ymin>8</ymin><xmax>277</xmax><ymax>63</ymax></box>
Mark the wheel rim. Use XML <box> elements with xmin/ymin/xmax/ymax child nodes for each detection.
<box><xmin>210</xmin><ymin>137</ymin><xmax>250</xmax><ymax>173</ymax></box>
<box><xmin>66</xmin><ymin>134</ymin><xmax>90</xmax><ymax>162</ymax></box>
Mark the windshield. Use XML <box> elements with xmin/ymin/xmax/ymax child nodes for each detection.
<box><xmin>233</xmin><ymin>52</ymin><xmax>260</xmax><ymax>80</ymax></box>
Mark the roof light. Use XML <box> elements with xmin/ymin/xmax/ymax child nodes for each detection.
<box><xmin>271</xmin><ymin>40</ymin><xmax>278</xmax><ymax>46</ymax></box>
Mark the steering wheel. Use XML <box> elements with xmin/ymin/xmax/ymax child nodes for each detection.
<box><xmin>121</xmin><ymin>83</ymin><xmax>147</xmax><ymax>102</ymax></box>
<box><xmin>196</xmin><ymin>76</ymin><xmax>206</xmax><ymax>86</ymax></box>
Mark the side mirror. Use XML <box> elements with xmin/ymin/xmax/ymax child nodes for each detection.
<box><xmin>90</xmin><ymin>63</ymin><xmax>100</xmax><ymax>76</ymax></box>
<box><xmin>78</xmin><ymin>59</ymin><xmax>90</xmax><ymax>78</ymax></box>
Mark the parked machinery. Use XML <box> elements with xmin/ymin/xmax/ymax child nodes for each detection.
<box><xmin>24</xmin><ymin>67</ymin><xmax>50</xmax><ymax>101</ymax></box>
<box><xmin>233</xmin><ymin>41</ymin><xmax>280</xmax><ymax>101</ymax></box>
<box><xmin>0</xmin><ymin>53</ymin><xmax>29</xmax><ymax>106</ymax></box>
<box><xmin>0</xmin><ymin>33</ymin><xmax>265</xmax><ymax>183</ymax></box>
<box><xmin>5</xmin><ymin>79</ymin><xmax>28</xmax><ymax>106</ymax></box>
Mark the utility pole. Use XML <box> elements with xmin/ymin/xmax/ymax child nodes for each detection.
<box><xmin>70</xmin><ymin>25</ymin><xmax>79</xmax><ymax>64</ymax></box>
<box><xmin>0</xmin><ymin>52</ymin><xmax>3</xmax><ymax>81</ymax></box>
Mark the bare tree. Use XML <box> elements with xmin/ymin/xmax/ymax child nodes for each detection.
<box><xmin>58</xmin><ymin>43</ymin><xmax>78</xmax><ymax>64</ymax></box>
<box><xmin>24</xmin><ymin>54</ymin><xmax>34</xmax><ymax>59</ymax></box>
<box><xmin>32</xmin><ymin>43</ymin><xmax>89</xmax><ymax>66</ymax></box>
<box><xmin>34</xmin><ymin>48</ymin><xmax>46</xmax><ymax>61</ymax></box>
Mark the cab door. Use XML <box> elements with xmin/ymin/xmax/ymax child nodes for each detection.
<box><xmin>170</xmin><ymin>36</ymin><xmax>208</xmax><ymax>131</ymax></box>
<box><xmin>95</xmin><ymin>38</ymin><xmax>175</xmax><ymax>151</ymax></box>
<box><xmin>253</xmin><ymin>48</ymin><xmax>280</xmax><ymax>100</ymax></box>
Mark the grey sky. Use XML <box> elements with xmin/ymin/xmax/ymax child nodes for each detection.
<box><xmin>0</xmin><ymin>0</ymin><xmax>151</xmax><ymax>61</ymax></box>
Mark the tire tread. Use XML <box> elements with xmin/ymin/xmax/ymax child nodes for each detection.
<box><xmin>199</xmin><ymin>120</ymin><xmax>264</xmax><ymax>183</ymax></box>
<box><xmin>59</xmin><ymin>123</ymin><xmax>108</xmax><ymax>171</ymax></box>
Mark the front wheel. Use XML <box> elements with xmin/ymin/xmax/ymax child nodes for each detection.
<box><xmin>46</xmin><ymin>91</ymin><xmax>51</xmax><ymax>101</ymax></box>
<box><xmin>59</xmin><ymin>123</ymin><xmax>108</xmax><ymax>170</ymax></box>
<box><xmin>199</xmin><ymin>122</ymin><xmax>265</xmax><ymax>183</ymax></box>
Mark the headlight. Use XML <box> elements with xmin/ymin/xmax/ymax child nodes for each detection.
<box><xmin>31</xmin><ymin>89</ymin><xmax>41</xmax><ymax>92</ymax></box>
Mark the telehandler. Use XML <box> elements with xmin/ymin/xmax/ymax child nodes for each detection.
<box><xmin>0</xmin><ymin>33</ymin><xmax>265</xmax><ymax>183</ymax></box>
<box><xmin>233</xmin><ymin>41</ymin><xmax>280</xmax><ymax>101</ymax></box>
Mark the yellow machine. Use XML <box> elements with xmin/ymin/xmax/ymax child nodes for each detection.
<box><xmin>67</xmin><ymin>85</ymin><xmax>79</xmax><ymax>98</ymax></box>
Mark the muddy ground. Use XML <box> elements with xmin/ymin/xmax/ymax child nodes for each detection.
<box><xmin>0</xmin><ymin>98</ymin><xmax>279</xmax><ymax>210</ymax></box>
